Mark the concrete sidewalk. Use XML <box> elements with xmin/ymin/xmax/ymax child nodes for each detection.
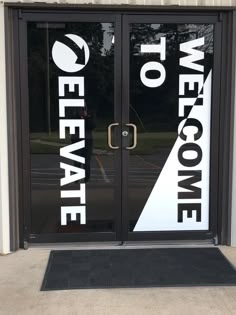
<box><xmin>0</xmin><ymin>246</ymin><xmax>236</xmax><ymax>315</ymax></box>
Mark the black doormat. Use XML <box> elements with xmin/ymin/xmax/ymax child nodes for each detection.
<box><xmin>41</xmin><ymin>248</ymin><xmax>236</xmax><ymax>290</ymax></box>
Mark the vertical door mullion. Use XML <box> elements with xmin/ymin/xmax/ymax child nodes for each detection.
<box><xmin>114</xmin><ymin>14</ymin><xmax>123</xmax><ymax>241</ymax></box>
<box><xmin>121</xmin><ymin>15</ymin><xmax>130</xmax><ymax>242</ymax></box>
<box><xmin>19</xmin><ymin>17</ymin><xmax>31</xmax><ymax>245</ymax></box>
<box><xmin>209</xmin><ymin>20</ymin><xmax>222</xmax><ymax>241</ymax></box>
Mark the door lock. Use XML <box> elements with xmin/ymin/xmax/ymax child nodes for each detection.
<box><xmin>122</xmin><ymin>131</ymin><xmax>129</xmax><ymax>137</ymax></box>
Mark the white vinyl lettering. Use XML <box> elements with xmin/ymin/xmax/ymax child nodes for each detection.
<box><xmin>52</xmin><ymin>35</ymin><xmax>90</xmax><ymax>73</ymax></box>
<box><xmin>179</xmin><ymin>75</ymin><xmax>204</xmax><ymax>95</ymax></box>
<box><xmin>60</xmin><ymin>162</ymin><xmax>85</xmax><ymax>186</ymax></box>
<box><xmin>140</xmin><ymin>61</ymin><xmax>166</xmax><ymax>88</ymax></box>
<box><xmin>59</xmin><ymin>119</ymin><xmax>85</xmax><ymax>139</ymax></box>
<box><xmin>61</xmin><ymin>206</ymin><xmax>86</xmax><ymax>225</ymax></box>
<box><xmin>134</xmin><ymin>34</ymin><xmax>211</xmax><ymax>232</ymax></box>
<box><xmin>59</xmin><ymin>77</ymin><xmax>84</xmax><ymax>97</ymax></box>
<box><xmin>52</xmin><ymin>35</ymin><xmax>89</xmax><ymax>227</ymax></box>
<box><xmin>178</xmin><ymin>98</ymin><xmax>196</xmax><ymax>117</ymax></box>
<box><xmin>59</xmin><ymin>99</ymin><xmax>84</xmax><ymax>117</ymax></box>
<box><xmin>61</xmin><ymin>184</ymin><xmax>86</xmax><ymax>204</ymax></box>
<box><xmin>140</xmin><ymin>37</ymin><xmax>166</xmax><ymax>88</ymax></box>
<box><xmin>60</xmin><ymin>141</ymin><xmax>85</xmax><ymax>164</ymax></box>
<box><xmin>141</xmin><ymin>37</ymin><xmax>166</xmax><ymax>60</ymax></box>
<box><xmin>180</xmin><ymin>37</ymin><xmax>205</xmax><ymax>72</ymax></box>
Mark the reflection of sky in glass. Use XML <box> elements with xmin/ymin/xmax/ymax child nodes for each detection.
<box><xmin>37</xmin><ymin>22</ymin><xmax>114</xmax><ymax>56</ymax></box>
<box><xmin>131</xmin><ymin>23</ymin><xmax>214</xmax><ymax>56</ymax></box>
<box><xmin>101</xmin><ymin>23</ymin><xmax>114</xmax><ymax>55</ymax></box>
<box><xmin>151</xmin><ymin>24</ymin><xmax>166</xmax><ymax>40</ymax></box>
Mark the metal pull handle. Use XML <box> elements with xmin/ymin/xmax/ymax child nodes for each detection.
<box><xmin>108</xmin><ymin>123</ymin><xmax>119</xmax><ymax>149</ymax></box>
<box><xmin>125</xmin><ymin>123</ymin><xmax>137</xmax><ymax>150</ymax></box>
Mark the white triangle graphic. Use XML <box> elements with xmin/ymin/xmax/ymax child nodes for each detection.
<box><xmin>134</xmin><ymin>71</ymin><xmax>212</xmax><ymax>231</ymax></box>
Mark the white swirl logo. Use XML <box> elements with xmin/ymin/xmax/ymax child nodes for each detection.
<box><xmin>52</xmin><ymin>34</ymin><xmax>90</xmax><ymax>73</ymax></box>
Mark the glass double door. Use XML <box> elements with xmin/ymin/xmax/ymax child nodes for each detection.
<box><xmin>22</xmin><ymin>12</ymin><xmax>219</xmax><ymax>243</ymax></box>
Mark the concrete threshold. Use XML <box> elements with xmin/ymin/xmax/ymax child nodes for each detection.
<box><xmin>29</xmin><ymin>240</ymin><xmax>214</xmax><ymax>250</ymax></box>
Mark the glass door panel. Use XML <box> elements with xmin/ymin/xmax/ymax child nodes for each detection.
<box><xmin>27</xmin><ymin>20</ymin><xmax>121</xmax><ymax>239</ymax></box>
<box><xmin>126</xmin><ymin>20</ymin><xmax>214</xmax><ymax>237</ymax></box>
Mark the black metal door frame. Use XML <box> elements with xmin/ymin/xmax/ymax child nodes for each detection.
<box><xmin>17</xmin><ymin>9</ymin><xmax>222</xmax><ymax>244</ymax></box>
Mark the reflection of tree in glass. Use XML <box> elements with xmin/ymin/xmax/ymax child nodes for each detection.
<box><xmin>130</xmin><ymin>23</ymin><xmax>214</xmax><ymax>133</ymax></box>
<box><xmin>28</xmin><ymin>22</ymin><xmax>115</xmax><ymax>134</ymax></box>
<box><xmin>131</xmin><ymin>24</ymin><xmax>158</xmax><ymax>54</ymax></box>
<box><xmin>61</xmin><ymin>23</ymin><xmax>114</xmax><ymax>131</ymax></box>
<box><xmin>180</xmin><ymin>24</ymin><xmax>213</xmax><ymax>54</ymax></box>
<box><xmin>28</xmin><ymin>23</ymin><xmax>48</xmax><ymax>132</ymax></box>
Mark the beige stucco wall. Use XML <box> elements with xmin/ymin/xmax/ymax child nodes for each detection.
<box><xmin>231</xmin><ymin>16</ymin><xmax>236</xmax><ymax>247</ymax></box>
<box><xmin>0</xmin><ymin>4</ymin><xmax>10</xmax><ymax>254</ymax></box>
<box><xmin>1</xmin><ymin>0</ymin><xmax>236</xmax><ymax>5</ymax></box>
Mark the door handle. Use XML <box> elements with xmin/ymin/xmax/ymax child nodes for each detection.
<box><xmin>108</xmin><ymin>123</ymin><xmax>119</xmax><ymax>149</ymax></box>
<box><xmin>125</xmin><ymin>123</ymin><xmax>137</xmax><ymax>150</ymax></box>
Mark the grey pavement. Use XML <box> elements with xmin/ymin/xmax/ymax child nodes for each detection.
<box><xmin>1</xmin><ymin>246</ymin><xmax>236</xmax><ymax>315</ymax></box>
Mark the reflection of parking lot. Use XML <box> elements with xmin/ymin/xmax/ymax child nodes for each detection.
<box><xmin>31</xmin><ymin>154</ymin><xmax>165</xmax><ymax>188</ymax></box>
<box><xmin>30</xmin><ymin>153</ymin><xmax>168</xmax><ymax>233</ymax></box>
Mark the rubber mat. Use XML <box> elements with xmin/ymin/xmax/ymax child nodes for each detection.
<box><xmin>41</xmin><ymin>248</ymin><xmax>236</xmax><ymax>290</ymax></box>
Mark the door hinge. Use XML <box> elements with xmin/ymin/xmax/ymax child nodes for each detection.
<box><xmin>23</xmin><ymin>241</ymin><xmax>29</xmax><ymax>250</ymax></box>
<box><xmin>23</xmin><ymin>224</ymin><xmax>29</xmax><ymax>249</ymax></box>
<box><xmin>213</xmin><ymin>234</ymin><xmax>219</xmax><ymax>245</ymax></box>
<box><xmin>218</xmin><ymin>12</ymin><xmax>223</xmax><ymax>22</ymax></box>
<box><xmin>18</xmin><ymin>10</ymin><xmax>22</xmax><ymax>20</ymax></box>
